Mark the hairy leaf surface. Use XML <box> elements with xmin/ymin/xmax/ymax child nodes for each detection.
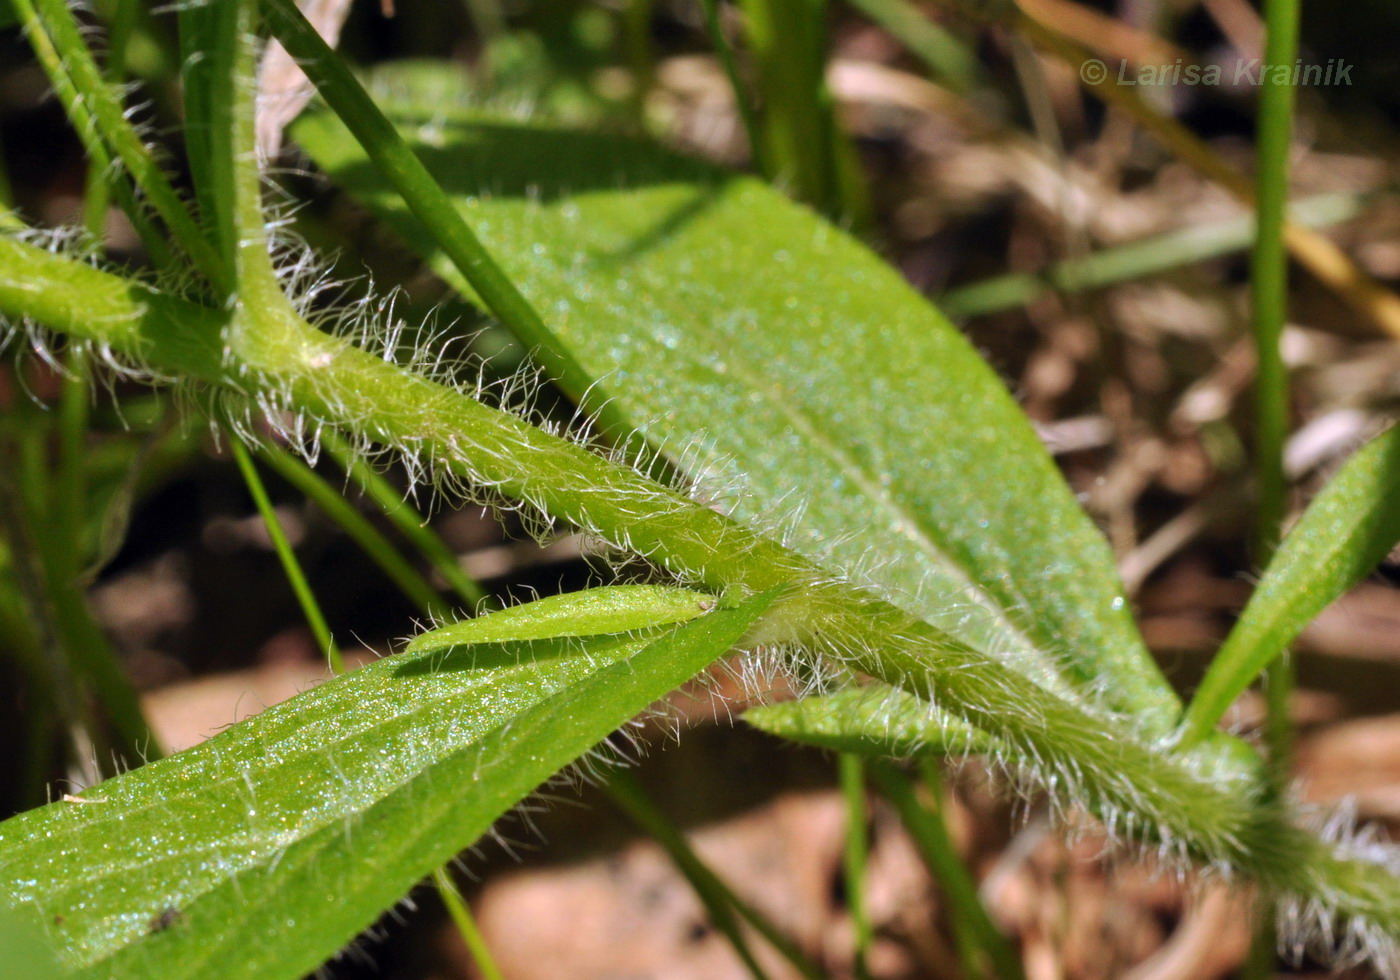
<box><xmin>0</xmin><ymin>590</ymin><xmax>776</xmax><ymax>978</ymax></box>
<box><xmin>295</xmin><ymin>85</ymin><xmax>1177</xmax><ymax>729</ymax></box>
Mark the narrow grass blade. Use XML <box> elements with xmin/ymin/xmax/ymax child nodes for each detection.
<box><xmin>846</xmin><ymin>0</ymin><xmax>979</xmax><ymax>92</ymax></box>
<box><xmin>260</xmin><ymin>0</ymin><xmax>631</xmax><ymax>441</ymax></box>
<box><xmin>255</xmin><ymin>443</ymin><xmax>452</xmax><ymax>621</ymax></box>
<box><xmin>431</xmin><ymin>867</ymin><xmax>504</xmax><ymax>980</ymax></box>
<box><xmin>940</xmin><ymin>191</ymin><xmax>1365</xmax><ymax>319</ymax></box>
<box><xmin>698</xmin><ymin>0</ymin><xmax>767</xmax><ymax>175</ymax></box>
<box><xmin>839</xmin><ymin>754</ymin><xmax>874</xmax><ymax>980</ymax></box>
<box><xmin>606</xmin><ymin>766</ymin><xmax>804</xmax><ymax>980</ymax></box>
<box><xmin>230</xmin><ymin>439</ymin><xmax>340</xmax><ymax>672</ymax></box>
<box><xmin>321</xmin><ymin>429</ymin><xmax>492</xmax><ymax>609</ymax></box>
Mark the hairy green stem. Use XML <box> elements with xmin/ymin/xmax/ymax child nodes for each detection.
<box><xmin>81</xmin><ymin>0</ymin><xmax>138</xmax><ymax>240</ymax></box>
<box><xmin>260</xmin><ymin>0</ymin><xmax>634</xmax><ymax>444</ymax></box>
<box><xmin>23</xmin><ymin>0</ymin><xmax>224</xmax><ymax>290</ymax></box>
<box><xmin>3</xmin><ymin>235</ymin><xmax>1400</xmax><ymax>956</ymax></box>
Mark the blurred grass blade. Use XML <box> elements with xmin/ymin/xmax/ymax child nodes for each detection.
<box><xmin>408</xmin><ymin>585</ymin><xmax>718</xmax><ymax>652</ymax></box>
<box><xmin>698</xmin><ymin>0</ymin><xmax>767</xmax><ymax>176</ymax></box>
<box><xmin>846</xmin><ymin>0</ymin><xmax>979</xmax><ymax>92</ymax></box>
<box><xmin>868</xmin><ymin>761</ymin><xmax>1024</xmax><ymax>980</ymax></box>
<box><xmin>1179</xmin><ymin>425</ymin><xmax>1400</xmax><ymax>748</ymax></box>
<box><xmin>744</xmin><ymin>685</ymin><xmax>996</xmax><ymax>757</ymax></box>
<box><xmin>738</xmin><ymin>0</ymin><xmax>862</xmax><ymax>221</ymax></box>
<box><xmin>431</xmin><ymin>867</ymin><xmax>504</xmax><ymax>980</ymax></box>
<box><xmin>940</xmin><ymin>191</ymin><xmax>1366</xmax><ymax>319</ymax></box>
<box><xmin>293</xmin><ymin>90</ymin><xmax>1180</xmax><ymax>734</ymax></box>
<box><xmin>0</xmin><ymin>590</ymin><xmax>780</xmax><ymax>979</ymax></box>
<box><xmin>839</xmin><ymin>753</ymin><xmax>873</xmax><ymax>980</ymax></box>
<box><xmin>255</xmin><ymin>443</ymin><xmax>452</xmax><ymax>621</ymax></box>
<box><xmin>320</xmin><ymin>430</ymin><xmax>492</xmax><ymax>609</ymax></box>
<box><xmin>606</xmin><ymin>766</ymin><xmax>824</xmax><ymax>980</ymax></box>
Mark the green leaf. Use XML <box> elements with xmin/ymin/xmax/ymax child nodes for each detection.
<box><xmin>408</xmin><ymin>584</ymin><xmax>719</xmax><ymax>652</ymax></box>
<box><xmin>293</xmin><ymin>85</ymin><xmax>1180</xmax><ymax>732</ymax></box>
<box><xmin>1178</xmin><ymin>424</ymin><xmax>1400</xmax><ymax>746</ymax></box>
<box><xmin>744</xmin><ymin>684</ymin><xmax>996</xmax><ymax>757</ymax></box>
<box><xmin>0</xmin><ymin>589</ymin><xmax>781</xmax><ymax>979</ymax></box>
<box><xmin>0</xmin><ymin>902</ymin><xmax>65</xmax><ymax>978</ymax></box>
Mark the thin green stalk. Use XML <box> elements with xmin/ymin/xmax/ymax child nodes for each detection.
<box><xmin>605</xmin><ymin>766</ymin><xmax>824</xmax><ymax>980</ymax></box>
<box><xmin>870</xmin><ymin>760</ymin><xmax>1024</xmax><ymax>980</ymax></box>
<box><xmin>4</xmin><ymin>406</ymin><xmax>154</xmax><ymax>770</ymax></box>
<box><xmin>56</xmin><ymin>351</ymin><xmax>90</xmax><ymax>577</ymax></box>
<box><xmin>620</xmin><ymin>0</ymin><xmax>656</xmax><ymax>126</ymax></box>
<box><xmin>738</xmin><ymin>0</ymin><xmax>870</xmax><ymax>223</ymax></box>
<box><xmin>261</xmin><ymin>0</ymin><xmax>634</xmax><ymax>443</ymax></box>
<box><xmin>256</xmin><ymin>445</ymin><xmax>452</xmax><ymax>621</ymax></box>
<box><xmin>21</xmin><ymin>0</ymin><xmax>225</xmax><ymax>291</ymax></box>
<box><xmin>698</xmin><ymin>0</ymin><xmax>768</xmax><ymax>176</ymax></box>
<box><xmin>1246</xmin><ymin>43</ymin><xmax>1303</xmax><ymax>970</ymax></box>
<box><xmin>320</xmin><ymin>430</ymin><xmax>492</xmax><ymax>611</ymax></box>
<box><xmin>1250</xmin><ymin>0</ymin><xmax>1300</xmax><ymax>569</ymax></box>
<box><xmin>209</xmin><ymin>3</ymin><xmax>339</xmax><ymax>671</ymax></box>
<box><xmin>431</xmin><ymin>866</ymin><xmax>504</xmax><ymax>980</ymax></box>
<box><xmin>230</xmin><ymin>440</ymin><xmax>341</xmax><ymax>673</ymax></box>
<box><xmin>838</xmin><ymin>754</ymin><xmax>873</xmax><ymax>980</ymax></box>
<box><xmin>1243</xmin><ymin>9</ymin><xmax>1300</xmax><ymax>966</ymax></box>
